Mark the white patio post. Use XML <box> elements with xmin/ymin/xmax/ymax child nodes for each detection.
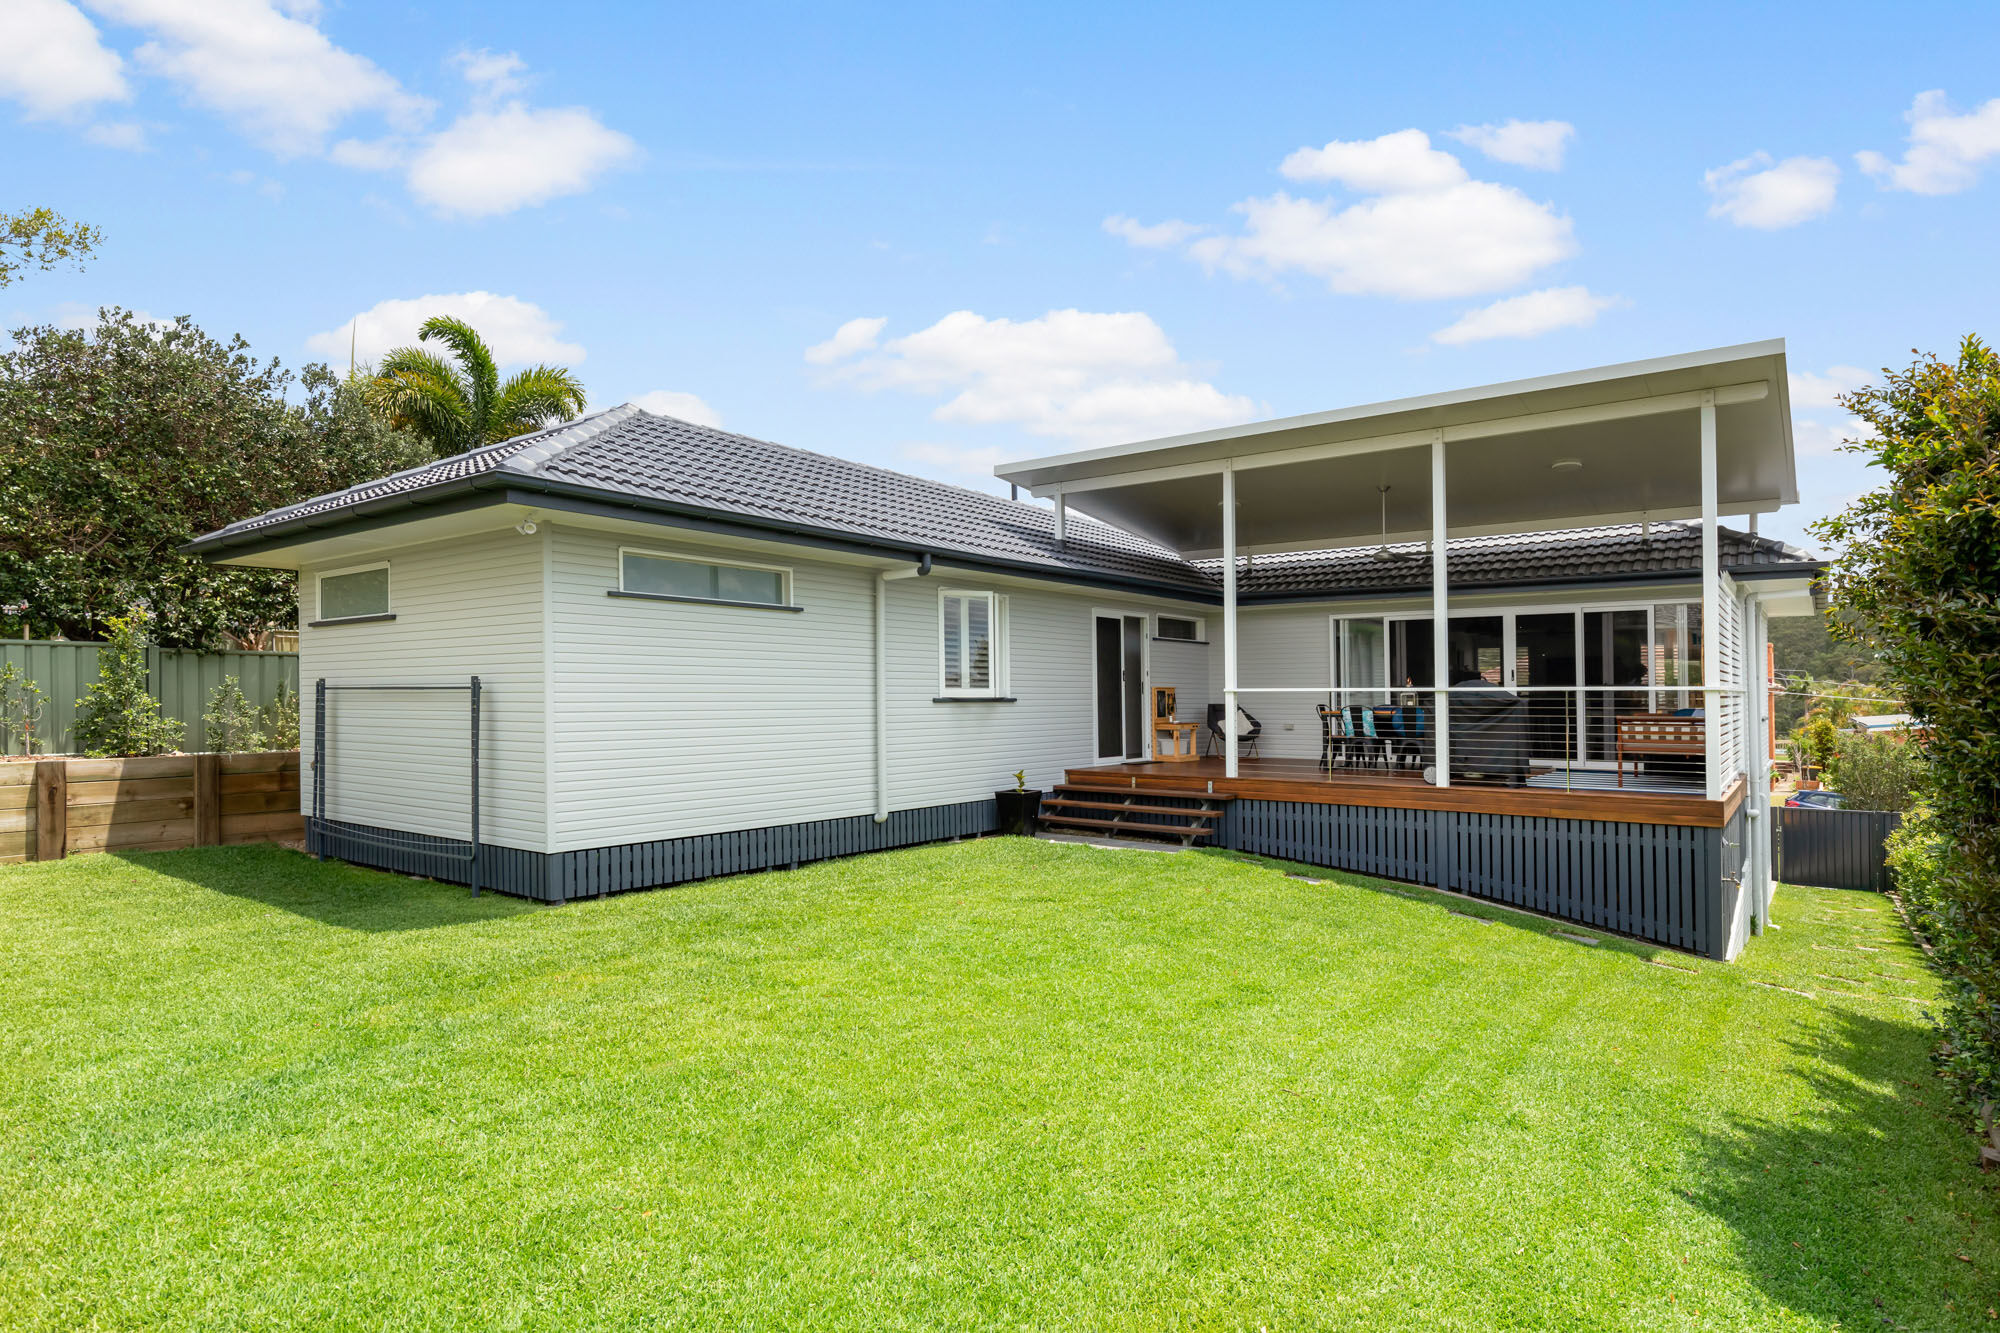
<box><xmin>1744</xmin><ymin>596</ymin><xmax>1771</xmax><ymax>931</ymax></box>
<box><xmin>1430</xmin><ymin>432</ymin><xmax>1450</xmax><ymax>787</ymax></box>
<box><xmin>1700</xmin><ymin>392</ymin><xmax>1722</xmax><ymax>800</ymax></box>
<box><xmin>1222</xmin><ymin>462</ymin><xmax>1239</xmax><ymax>779</ymax></box>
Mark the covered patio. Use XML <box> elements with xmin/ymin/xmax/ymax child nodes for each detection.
<box><xmin>999</xmin><ymin>341</ymin><xmax>1818</xmax><ymax>957</ymax></box>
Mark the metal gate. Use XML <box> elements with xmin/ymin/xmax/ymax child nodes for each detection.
<box><xmin>1774</xmin><ymin>806</ymin><xmax>1902</xmax><ymax>892</ymax></box>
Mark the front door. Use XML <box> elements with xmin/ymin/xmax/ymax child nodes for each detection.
<box><xmin>1094</xmin><ymin>613</ymin><xmax>1147</xmax><ymax>760</ymax></box>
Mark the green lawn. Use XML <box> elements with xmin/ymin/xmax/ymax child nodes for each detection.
<box><xmin>1</xmin><ymin>840</ymin><xmax>1993</xmax><ymax>1330</ymax></box>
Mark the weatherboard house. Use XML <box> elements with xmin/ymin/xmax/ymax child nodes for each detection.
<box><xmin>189</xmin><ymin>341</ymin><xmax>1822</xmax><ymax>959</ymax></box>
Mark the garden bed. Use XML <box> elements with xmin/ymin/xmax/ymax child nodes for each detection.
<box><xmin>0</xmin><ymin>750</ymin><xmax>301</xmax><ymax>862</ymax></box>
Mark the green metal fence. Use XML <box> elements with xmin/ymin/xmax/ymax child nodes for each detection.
<box><xmin>0</xmin><ymin>639</ymin><xmax>300</xmax><ymax>755</ymax></box>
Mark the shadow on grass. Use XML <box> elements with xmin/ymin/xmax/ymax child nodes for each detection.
<box><xmin>1200</xmin><ymin>847</ymin><xmax>1693</xmax><ymax>965</ymax></box>
<box><xmin>122</xmin><ymin>844</ymin><xmax>541</xmax><ymax>933</ymax></box>
<box><xmin>1688</xmin><ymin>1006</ymin><xmax>1994</xmax><ymax>1327</ymax></box>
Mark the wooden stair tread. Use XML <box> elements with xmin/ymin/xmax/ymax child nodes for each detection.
<box><xmin>1037</xmin><ymin>813</ymin><xmax>1216</xmax><ymax>838</ymax></box>
<box><xmin>1043</xmin><ymin>797</ymin><xmax>1220</xmax><ymax>818</ymax></box>
<box><xmin>1055</xmin><ymin>782</ymin><xmax>1235</xmax><ymax>801</ymax></box>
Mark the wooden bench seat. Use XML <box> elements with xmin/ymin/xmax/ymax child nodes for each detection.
<box><xmin>1615</xmin><ymin>713</ymin><xmax>1704</xmax><ymax>787</ymax></box>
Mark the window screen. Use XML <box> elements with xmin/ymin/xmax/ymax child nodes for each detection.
<box><xmin>319</xmin><ymin>566</ymin><xmax>389</xmax><ymax>620</ymax></box>
<box><xmin>622</xmin><ymin>551</ymin><xmax>785</xmax><ymax>606</ymax></box>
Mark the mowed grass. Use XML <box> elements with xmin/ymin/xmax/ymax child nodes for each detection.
<box><xmin>1</xmin><ymin>839</ymin><xmax>1994</xmax><ymax>1331</ymax></box>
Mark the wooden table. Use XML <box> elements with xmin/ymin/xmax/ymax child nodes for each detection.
<box><xmin>1152</xmin><ymin>719</ymin><xmax>1200</xmax><ymax>762</ymax></box>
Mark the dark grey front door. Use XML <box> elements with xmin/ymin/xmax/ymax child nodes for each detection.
<box><xmin>1095</xmin><ymin>614</ymin><xmax>1147</xmax><ymax>759</ymax></box>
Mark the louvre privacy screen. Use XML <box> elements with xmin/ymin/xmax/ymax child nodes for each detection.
<box><xmin>1775</xmin><ymin>806</ymin><xmax>1902</xmax><ymax>893</ymax></box>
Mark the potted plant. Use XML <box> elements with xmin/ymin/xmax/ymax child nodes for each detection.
<box><xmin>995</xmin><ymin>769</ymin><xmax>1042</xmax><ymax>836</ymax></box>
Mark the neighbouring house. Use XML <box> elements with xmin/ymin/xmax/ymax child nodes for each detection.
<box><xmin>187</xmin><ymin>340</ymin><xmax>1822</xmax><ymax>959</ymax></box>
<box><xmin>1850</xmin><ymin>713</ymin><xmax>1923</xmax><ymax>739</ymax></box>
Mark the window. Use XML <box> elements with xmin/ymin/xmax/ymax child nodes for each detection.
<box><xmin>1156</xmin><ymin>614</ymin><xmax>1204</xmax><ymax>642</ymax></box>
<box><xmin>618</xmin><ymin>548</ymin><xmax>790</xmax><ymax>608</ymax></box>
<box><xmin>940</xmin><ymin>590</ymin><xmax>1006</xmax><ymax>697</ymax></box>
<box><xmin>315</xmin><ymin>563</ymin><xmax>390</xmax><ymax>623</ymax></box>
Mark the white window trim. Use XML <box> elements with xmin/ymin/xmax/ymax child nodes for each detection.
<box><xmin>616</xmin><ymin>545</ymin><xmax>795</xmax><ymax>609</ymax></box>
<box><xmin>1155</xmin><ymin>613</ymin><xmax>1205</xmax><ymax>642</ymax></box>
<box><xmin>938</xmin><ymin>588</ymin><xmax>1007</xmax><ymax>698</ymax></box>
<box><xmin>314</xmin><ymin>560</ymin><xmax>391</xmax><ymax>624</ymax></box>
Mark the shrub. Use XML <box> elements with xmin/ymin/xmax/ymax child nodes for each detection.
<box><xmin>1817</xmin><ymin>334</ymin><xmax>2000</xmax><ymax>1133</ymax></box>
<box><xmin>1789</xmin><ymin>709</ymin><xmax>1842</xmax><ymax>780</ymax></box>
<box><xmin>0</xmin><ymin>662</ymin><xmax>47</xmax><ymax>755</ymax></box>
<box><xmin>72</xmin><ymin>608</ymin><xmax>183</xmax><ymax>757</ymax></box>
<box><xmin>201</xmin><ymin>675</ymin><xmax>266</xmax><ymax>753</ymax></box>
<box><xmin>264</xmin><ymin>685</ymin><xmax>299</xmax><ymax>752</ymax></box>
<box><xmin>1826</xmin><ymin>731</ymin><xmax>1926</xmax><ymax>813</ymax></box>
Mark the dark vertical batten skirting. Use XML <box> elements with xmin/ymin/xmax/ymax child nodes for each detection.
<box><xmin>1218</xmin><ymin>799</ymin><xmax>1731</xmax><ymax>958</ymax></box>
<box><xmin>308</xmin><ymin>798</ymin><xmax>999</xmax><ymax>904</ymax></box>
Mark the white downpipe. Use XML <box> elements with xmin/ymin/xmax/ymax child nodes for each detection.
<box><xmin>1700</xmin><ymin>394</ymin><xmax>1721</xmax><ymax>800</ymax></box>
<box><xmin>875</xmin><ymin>556</ymin><xmax>931</xmax><ymax>822</ymax></box>
<box><xmin>1222</xmin><ymin>463</ymin><xmax>1238</xmax><ymax>779</ymax></box>
<box><xmin>1431</xmin><ymin>433</ymin><xmax>1450</xmax><ymax>787</ymax></box>
<box><xmin>1742</xmin><ymin>591</ymin><xmax>1777</xmax><ymax>931</ymax></box>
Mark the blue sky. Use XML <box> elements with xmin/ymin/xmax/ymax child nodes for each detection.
<box><xmin>7</xmin><ymin>1</ymin><xmax>1999</xmax><ymax>552</ymax></box>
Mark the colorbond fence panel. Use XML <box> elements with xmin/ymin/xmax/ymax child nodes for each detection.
<box><xmin>0</xmin><ymin>640</ymin><xmax>299</xmax><ymax>755</ymax></box>
<box><xmin>0</xmin><ymin>751</ymin><xmax>301</xmax><ymax>863</ymax></box>
<box><xmin>1776</xmin><ymin>806</ymin><xmax>1901</xmax><ymax>892</ymax></box>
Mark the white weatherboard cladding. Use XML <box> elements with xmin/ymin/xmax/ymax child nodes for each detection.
<box><xmin>544</xmin><ymin>525</ymin><xmax>1211</xmax><ymax>849</ymax></box>
<box><xmin>1234</xmin><ymin>607</ymin><xmax>1334</xmax><ymax>760</ymax></box>
<box><xmin>1149</xmin><ymin>639</ymin><xmax>1213</xmax><ymax>725</ymax></box>
<box><xmin>299</xmin><ymin>529</ymin><xmax>546</xmax><ymax>850</ymax></box>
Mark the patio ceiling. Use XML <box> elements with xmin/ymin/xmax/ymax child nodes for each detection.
<box><xmin>994</xmin><ymin>340</ymin><xmax>1796</xmax><ymax>558</ymax></box>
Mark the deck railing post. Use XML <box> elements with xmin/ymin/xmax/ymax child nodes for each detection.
<box><xmin>1699</xmin><ymin>394</ymin><xmax>1722</xmax><ymax>800</ymax></box>
<box><xmin>1221</xmin><ymin>462</ymin><xmax>1239</xmax><ymax>780</ymax></box>
<box><xmin>1430</xmin><ymin>432</ymin><xmax>1450</xmax><ymax>788</ymax></box>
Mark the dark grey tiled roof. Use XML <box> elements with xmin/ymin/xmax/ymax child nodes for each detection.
<box><xmin>191</xmin><ymin>406</ymin><xmax>1821</xmax><ymax>599</ymax></box>
<box><xmin>1210</xmin><ymin>523</ymin><xmax>1818</xmax><ymax>599</ymax></box>
<box><xmin>191</xmin><ymin>405</ymin><xmax>1214</xmax><ymax>592</ymax></box>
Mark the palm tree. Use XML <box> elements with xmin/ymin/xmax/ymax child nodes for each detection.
<box><xmin>367</xmin><ymin>315</ymin><xmax>588</xmax><ymax>458</ymax></box>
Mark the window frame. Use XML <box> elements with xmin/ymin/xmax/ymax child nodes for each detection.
<box><xmin>1155</xmin><ymin>613</ymin><xmax>1206</xmax><ymax>642</ymax></box>
<box><xmin>937</xmin><ymin>588</ymin><xmax>1008</xmax><ymax>698</ymax></box>
<box><xmin>613</xmin><ymin>545</ymin><xmax>797</xmax><ymax>611</ymax></box>
<box><xmin>312</xmin><ymin>560</ymin><xmax>393</xmax><ymax>626</ymax></box>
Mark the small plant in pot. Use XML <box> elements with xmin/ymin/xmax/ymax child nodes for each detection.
<box><xmin>995</xmin><ymin>769</ymin><xmax>1042</xmax><ymax>836</ymax></box>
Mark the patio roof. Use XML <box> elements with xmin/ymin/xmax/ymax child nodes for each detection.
<box><xmin>993</xmin><ymin>340</ymin><xmax>1796</xmax><ymax>558</ymax></box>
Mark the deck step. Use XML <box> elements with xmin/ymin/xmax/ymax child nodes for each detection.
<box><xmin>1042</xmin><ymin>797</ymin><xmax>1220</xmax><ymax>818</ymax></box>
<box><xmin>1036</xmin><ymin>813</ymin><xmax>1217</xmax><ymax>841</ymax></box>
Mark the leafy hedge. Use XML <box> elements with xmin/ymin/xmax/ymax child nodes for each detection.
<box><xmin>1818</xmin><ymin>336</ymin><xmax>2000</xmax><ymax>1138</ymax></box>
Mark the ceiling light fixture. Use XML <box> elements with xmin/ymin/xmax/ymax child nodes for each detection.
<box><xmin>1550</xmin><ymin>458</ymin><xmax>1583</xmax><ymax>471</ymax></box>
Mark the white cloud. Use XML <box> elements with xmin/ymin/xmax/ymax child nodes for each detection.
<box><xmin>1789</xmin><ymin>365</ymin><xmax>1872</xmax><ymax>410</ymax></box>
<box><xmin>403</xmin><ymin>101</ymin><xmax>637</xmax><ymax>218</ymax></box>
<box><xmin>1448</xmin><ymin>119</ymin><xmax>1575</xmax><ymax>171</ymax></box>
<box><xmin>1186</xmin><ymin>183</ymin><xmax>1574</xmax><ymax>300</ymax></box>
<box><xmin>1792</xmin><ymin>416</ymin><xmax>1867</xmax><ymax>458</ymax></box>
<box><xmin>1857</xmin><ymin>90</ymin><xmax>2000</xmax><ymax>195</ymax></box>
<box><xmin>630</xmin><ymin>389</ymin><xmax>721</xmax><ymax>428</ymax></box>
<box><xmin>83</xmin><ymin>120</ymin><xmax>147</xmax><ymax>150</ymax></box>
<box><xmin>0</xmin><ymin>0</ymin><xmax>128</xmax><ymax>119</ymax></box>
<box><xmin>305</xmin><ymin>292</ymin><xmax>585</xmax><ymax>370</ymax></box>
<box><xmin>48</xmin><ymin>301</ymin><xmax>168</xmax><ymax>330</ymax></box>
<box><xmin>1102</xmin><ymin>215</ymin><xmax>1204</xmax><ymax>248</ymax></box>
<box><xmin>804</xmin><ymin>315</ymin><xmax>887</xmax><ymax>365</ymax></box>
<box><xmin>813</xmin><ymin>308</ymin><xmax>1256</xmax><ymax>446</ymax></box>
<box><xmin>451</xmin><ymin>48</ymin><xmax>528</xmax><ymax>100</ymax></box>
<box><xmin>1703</xmin><ymin>152</ymin><xmax>1840</xmax><ymax>229</ymax></box>
<box><xmin>1280</xmin><ymin>128</ymin><xmax>1467</xmax><ymax>192</ymax></box>
<box><xmin>1112</xmin><ymin>129</ymin><xmax>1577</xmax><ymax>301</ymax></box>
<box><xmin>899</xmin><ymin>441</ymin><xmax>1012</xmax><ymax>478</ymax></box>
<box><xmin>1431</xmin><ymin>285</ymin><xmax>1617</xmax><ymax>345</ymax></box>
<box><xmin>87</xmin><ymin>0</ymin><xmax>429</xmax><ymax>156</ymax></box>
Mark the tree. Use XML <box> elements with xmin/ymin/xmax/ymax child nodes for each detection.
<box><xmin>1816</xmin><ymin>335</ymin><xmax>2000</xmax><ymax>1138</ymax></box>
<box><xmin>1769</xmin><ymin>608</ymin><xmax>1887</xmax><ymax>732</ymax></box>
<box><xmin>1</xmin><ymin>207</ymin><xmax>101</xmax><ymax>288</ymax></box>
<box><xmin>0</xmin><ymin>308</ymin><xmax>428</xmax><ymax>649</ymax></box>
<box><xmin>1825</xmin><ymin>731</ymin><xmax>1926</xmax><ymax>813</ymax></box>
<box><xmin>366</xmin><ymin>315</ymin><xmax>586</xmax><ymax>459</ymax></box>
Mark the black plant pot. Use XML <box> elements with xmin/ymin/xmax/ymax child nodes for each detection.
<box><xmin>995</xmin><ymin>789</ymin><xmax>1042</xmax><ymax>836</ymax></box>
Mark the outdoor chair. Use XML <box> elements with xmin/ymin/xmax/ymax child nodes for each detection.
<box><xmin>1387</xmin><ymin>706</ymin><xmax>1427</xmax><ymax>770</ymax></box>
<box><xmin>1343</xmin><ymin>705</ymin><xmax>1387</xmax><ymax>768</ymax></box>
<box><xmin>1316</xmin><ymin>703</ymin><xmax>1341</xmax><ymax>771</ymax></box>
<box><xmin>1205</xmin><ymin>702</ymin><xmax>1262</xmax><ymax>758</ymax></box>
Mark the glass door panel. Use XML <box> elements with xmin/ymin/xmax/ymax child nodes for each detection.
<box><xmin>1513</xmin><ymin>611</ymin><xmax>1578</xmax><ymax>762</ymax></box>
<box><xmin>1337</xmin><ymin>618</ymin><xmax>1388</xmax><ymax>705</ymax></box>
<box><xmin>1584</xmin><ymin>608</ymin><xmax>1650</xmax><ymax>761</ymax></box>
